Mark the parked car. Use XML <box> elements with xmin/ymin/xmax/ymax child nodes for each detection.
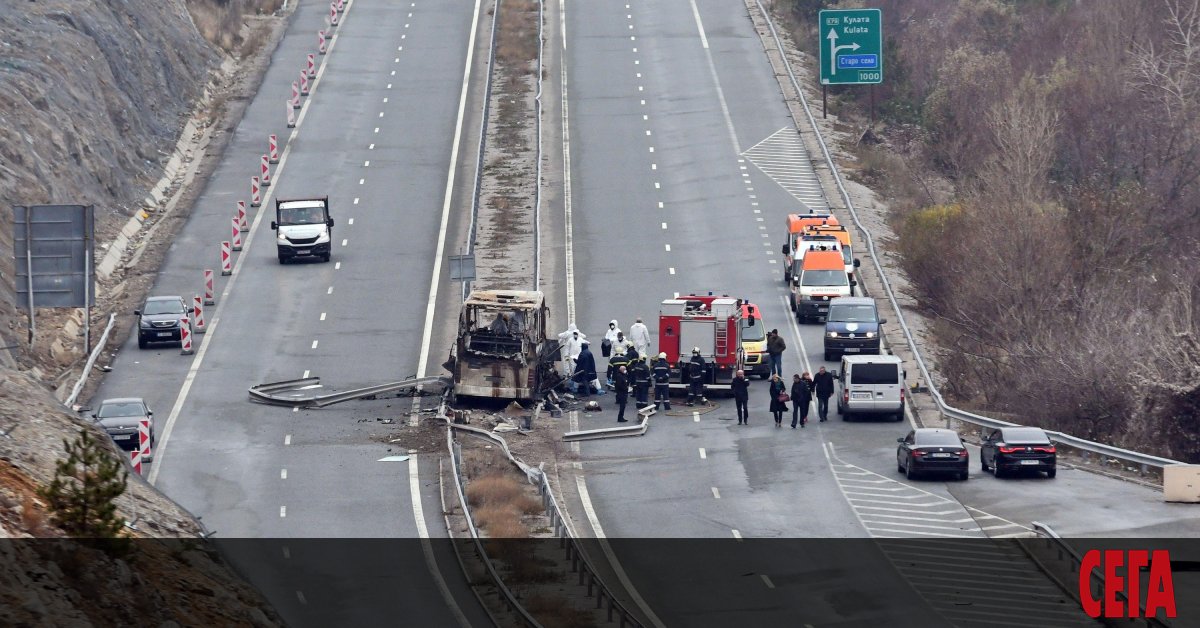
<box><xmin>835</xmin><ymin>354</ymin><xmax>905</xmax><ymax>421</ymax></box>
<box><xmin>824</xmin><ymin>296</ymin><xmax>885</xmax><ymax>361</ymax></box>
<box><xmin>981</xmin><ymin>427</ymin><xmax>1057</xmax><ymax>478</ymax></box>
<box><xmin>136</xmin><ymin>296</ymin><xmax>189</xmax><ymax>349</ymax></box>
<box><xmin>897</xmin><ymin>428</ymin><xmax>969</xmax><ymax>480</ymax></box>
<box><xmin>92</xmin><ymin>398</ymin><xmax>154</xmax><ymax>461</ymax></box>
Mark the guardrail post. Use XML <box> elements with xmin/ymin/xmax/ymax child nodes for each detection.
<box><xmin>595</xmin><ymin>586</ymin><xmax>603</xmax><ymax>609</ymax></box>
<box><xmin>608</xmin><ymin>596</ymin><xmax>615</xmax><ymax>622</ymax></box>
<box><xmin>586</xmin><ymin>569</ymin><xmax>594</xmax><ymax>596</ymax></box>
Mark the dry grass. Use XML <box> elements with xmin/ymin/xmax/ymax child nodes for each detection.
<box><xmin>496</xmin><ymin>0</ymin><xmax>540</xmax><ymax>67</ymax></box>
<box><xmin>186</xmin><ymin>0</ymin><xmax>284</xmax><ymax>53</ymax></box>
<box><xmin>466</xmin><ymin>473</ymin><xmax>524</xmax><ymax>508</ymax></box>
<box><xmin>526</xmin><ymin>594</ymin><xmax>597</xmax><ymax>628</ymax></box>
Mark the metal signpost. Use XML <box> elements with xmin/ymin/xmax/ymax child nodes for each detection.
<box><xmin>12</xmin><ymin>205</ymin><xmax>96</xmax><ymax>352</ymax></box>
<box><xmin>449</xmin><ymin>253</ymin><xmax>476</xmax><ymax>304</ymax></box>
<box><xmin>818</xmin><ymin>8</ymin><xmax>883</xmax><ymax>118</ymax></box>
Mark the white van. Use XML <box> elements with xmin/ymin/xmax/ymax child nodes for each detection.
<box><xmin>835</xmin><ymin>354</ymin><xmax>905</xmax><ymax>421</ymax></box>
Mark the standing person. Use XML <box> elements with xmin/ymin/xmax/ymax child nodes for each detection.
<box><xmin>557</xmin><ymin>324</ymin><xmax>585</xmax><ymax>378</ymax></box>
<box><xmin>766</xmin><ymin>329</ymin><xmax>786</xmax><ymax>377</ymax></box>
<box><xmin>574</xmin><ymin>341</ymin><xmax>597</xmax><ymax>398</ymax></box>
<box><xmin>614</xmin><ymin>365</ymin><xmax>630</xmax><ymax>422</ymax></box>
<box><xmin>613</xmin><ymin>331</ymin><xmax>633</xmax><ymax>356</ymax></box>
<box><xmin>791</xmin><ymin>372</ymin><xmax>814</xmax><ymax>428</ymax></box>
<box><xmin>652</xmin><ymin>352</ymin><xmax>672</xmax><ymax>411</ymax></box>
<box><xmin>813</xmin><ymin>366</ymin><xmax>835</xmax><ymax>422</ymax></box>
<box><xmin>602</xmin><ymin>320</ymin><xmax>621</xmax><ymax>358</ymax></box>
<box><xmin>686</xmin><ymin>348</ymin><xmax>707</xmax><ymax>406</ymax></box>
<box><xmin>629</xmin><ymin>317</ymin><xmax>651</xmax><ymax>357</ymax></box>
<box><xmin>631</xmin><ymin>357</ymin><xmax>652</xmax><ymax>411</ymax></box>
<box><xmin>608</xmin><ymin>347</ymin><xmax>629</xmax><ymax>386</ymax></box>
<box><xmin>768</xmin><ymin>374</ymin><xmax>788</xmax><ymax>426</ymax></box>
<box><xmin>731</xmin><ymin>369</ymin><xmax>750</xmax><ymax>425</ymax></box>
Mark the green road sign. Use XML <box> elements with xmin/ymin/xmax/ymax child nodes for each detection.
<box><xmin>819</xmin><ymin>9</ymin><xmax>883</xmax><ymax>85</ymax></box>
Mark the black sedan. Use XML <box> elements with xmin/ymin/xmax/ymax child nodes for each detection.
<box><xmin>92</xmin><ymin>397</ymin><xmax>155</xmax><ymax>461</ymax></box>
<box><xmin>981</xmin><ymin>427</ymin><xmax>1057</xmax><ymax>478</ymax></box>
<box><xmin>136</xmin><ymin>295</ymin><xmax>190</xmax><ymax>349</ymax></box>
<box><xmin>897</xmin><ymin>428</ymin><xmax>969</xmax><ymax>480</ymax></box>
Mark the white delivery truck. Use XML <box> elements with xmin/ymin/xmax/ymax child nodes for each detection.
<box><xmin>270</xmin><ymin>196</ymin><xmax>334</xmax><ymax>263</ymax></box>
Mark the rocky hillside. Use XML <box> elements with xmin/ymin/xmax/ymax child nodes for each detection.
<box><xmin>0</xmin><ymin>0</ymin><xmax>287</xmax><ymax>622</ymax></box>
<box><xmin>0</xmin><ymin>1</ymin><xmax>216</xmax><ymax>356</ymax></box>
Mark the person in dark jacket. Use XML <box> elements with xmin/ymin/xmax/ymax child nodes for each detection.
<box><xmin>574</xmin><ymin>342</ymin><xmax>597</xmax><ymax>397</ymax></box>
<box><xmin>686</xmin><ymin>348</ymin><xmax>706</xmax><ymax>406</ymax></box>
<box><xmin>813</xmin><ymin>366</ymin><xmax>835</xmax><ymax>421</ymax></box>
<box><xmin>631</xmin><ymin>357</ymin><xmax>652</xmax><ymax>410</ymax></box>
<box><xmin>608</xmin><ymin>348</ymin><xmax>630</xmax><ymax>385</ymax></box>
<box><xmin>614</xmin><ymin>366</ymin><xmax>630</xmax><ymax>422</ymax></box>
<box><xmin>731</xmin><ymin>369</ymin><xmax>750</xmax><ymax>425</ymax></box>
<box><xmin>791</xmin><ymin>372</ymin><xmax>814</xmax><ymax>428</ymax></box>
<box><xmin>652</xmin><ymin>353</ymin><xmax>672</xmax><ymax>410</ymax></box>
<box><xmin>768</xmin><ymin>374</ymin><xmax>788</xmax><ymax>426</ymax></box>
<box><xmin>766</xmin><ymin>329</ymin><xmax>786</xmax><ymax>377</ymax></box>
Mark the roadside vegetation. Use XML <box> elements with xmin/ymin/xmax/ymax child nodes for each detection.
<box><xmin>787</xmin><ymin>0</ymin><xmax>1200</xmax><ymax>461</ymax></box>
<box><xmin>186</xmin><ymin>0</ymin><xmax>284</xmax><ymax>53</ymax></box>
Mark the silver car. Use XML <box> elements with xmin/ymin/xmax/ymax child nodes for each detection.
<box><xmin>92</xmin><ymin>398</ymin><xmax>155</xmax><ymax>461</ymax></box>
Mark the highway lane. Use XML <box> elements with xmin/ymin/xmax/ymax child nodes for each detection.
<box><xmin>91</xmin><ymin>0</ymin><xmax>489</xmax><ymax>625</ymax></box>
<box><xmin>561</xmin><ymin>0</ymin><xmax>1125</xmax><ymax>625</ymax></box>
<box><xmin>564</xmin><ymin>0</ymin><xmax>945</xmax><ymax>625</ymax></box>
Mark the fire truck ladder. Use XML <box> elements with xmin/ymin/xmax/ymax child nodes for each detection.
<box><xmin>715</xmin><ymin>325</ymin><xmax>728</xmax><ymax>356</ymax></box>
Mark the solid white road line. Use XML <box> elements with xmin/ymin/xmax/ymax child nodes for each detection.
<box><xmin>561</xmin><ymin>0</ymin><xmax>576</xmax><ymax>322</ymax></box>
<box><xmin>281</xmin><ymin>469</ymin><xmax>287</xmax><ymax>479</ymax></box>
<box><xmin>688</xmin><ymin>0</ymin><xmax>709</xmax><ymax>49</ymax></box>
<box><xmin>410</xmin><ymin>455</ymin><xmax>470</xmax><ymax>627</ymax></box>
<box><xmin>416</xmin><ymin>0</ymin><xmax>481</xmax><ymax>380</ymax></box>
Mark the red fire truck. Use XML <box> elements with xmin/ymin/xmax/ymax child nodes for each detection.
<box><xmin>658</xmin><ymin>294</ymin><xmax>747</xmax><ymax>389</ymax></box>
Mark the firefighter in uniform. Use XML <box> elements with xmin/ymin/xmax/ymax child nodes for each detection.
<box><xmin>686</xmin><ymin>347</ymin><xmax>707</xmax><ymax>406</ymax></box>
<box><xmin>608</xmin><ymin>348</ymin><xmax>630</xmax><ymax>388</ymax></box>
<box><xmin>653</xmin><ymin>352</ymin><xmax>672</xmax><ymax>411</ymax></box>
<box><xmin>631</xmin><ymin>356</ymin><xmax>652</xmax><ymax>411</ymax></box>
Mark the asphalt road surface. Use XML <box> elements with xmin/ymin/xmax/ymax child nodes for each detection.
<box><xmin>91</xmin><ymin>0</ymin><xmax>489</xmax><ymax>625</ymax></box>
<box><xmin>560</xmin><ymin>0</ymin><xmax>1193</xmax><ymax>625</ymax></box>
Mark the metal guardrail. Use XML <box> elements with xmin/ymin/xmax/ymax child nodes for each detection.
<box><xmin>64</xmin><ymin>313</ymin><xmax>117</xmax><ymax>408</ymax></box>
<box><xmin>444</xmin><ymin>404</ymin><xmax>644</xmax><ymax>626</ymax></box>
<box><xmin>463</xmin><ymin>0</ymin><xmax>503</xmax><ymax>301</ymax></box>
<box><xmin>752</xmin><ymin>0</ymin><xmax>1183</xmax><ymax>473</ymax></box>
<box><xmin>248</xmin><ymin>375</ymin><xmax>449</xmax><ymax>408</ymax></box>
<box><xmin>1030</xmin><ymin>522</ymin><xmax>1173</xmax><ymax>628</ymax></box>
<box><xmin>532</xmin><ymin>0</ymin><xmax>545</xmax><ymax>291</ymax></box>
<box><xmin>562</xmin><ymin>408</ymin><xmax>652</xmax><ymax>441</ymax></box>
<box><xmin>447</xmin><ymin>427</ymin><xmax>544</xmax><ymax>627</ymax></box>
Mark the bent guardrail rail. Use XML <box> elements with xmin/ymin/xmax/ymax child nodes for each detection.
<box><xmin>753</xmin><ymin>0</ymin><xmax>1184</xmax><ymax>474</ymax></box>
<box><xmin>563</xmin><ymin>416</ymin><xmax>649</xmax><ymax>442</ymax></box>
<box><xmin>248</xmin><ymin>375</ymin><xmax>450</xmax><ymax>408</ymax></box>
<box><xmin>445</xmin><ymin>401</ymin><xmax>646</xmax><ymax>626</ymax></box>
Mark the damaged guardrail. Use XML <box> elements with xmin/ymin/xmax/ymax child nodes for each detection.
<box><xmin>562</xmin><ymin>406</ymin><xmax>653</xmax><ymax>442</ymax></box>
<box><xmin>753</xmin><ymin>0</ymin><xmax>1183</xmax><ymax>475</ymax></box>
<box><xmin>248</xmin><ymin>375</ymin><xmax>450</xmax><ymax>408</ymax></box>
<box><xmin>445</xmin><ymin>400</ymin><xmax>646</xmax><ymax>627</ymax></box>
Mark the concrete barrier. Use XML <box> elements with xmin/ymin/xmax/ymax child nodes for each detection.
<box><xmin>1164</xmin><ymin>464</ymin><xmax>1200</xmax><ymax>503</ymax></box>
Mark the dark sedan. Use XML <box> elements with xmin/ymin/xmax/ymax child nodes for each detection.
<box><xmin>981</xmin><ymin>427</ymin><xmax>1057</xmax><ymax>478</ymax></box>
<box><xmin>897</xmin><ymin>428</ymin><xmax>969</xmax><ymax>480</ymax></box>
<box><xmin>136</xmin><ymin>295</ymin><xmax>189</xmax><ymax>349</ymax></box>
<box><xmin>92</xmin><ymin>397</ymin><xmax>155</xmax><ymax>461</ymax></box>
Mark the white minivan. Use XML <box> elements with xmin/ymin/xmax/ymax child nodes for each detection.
<box><xmin>835</xmin><ymin>354</ymin><xmax>905</xmax><ymax>421</ymax></box>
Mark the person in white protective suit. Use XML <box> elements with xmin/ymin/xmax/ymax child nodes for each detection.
<box><xmin>557</xmin><ymin>323</ymin><xmax>586</xmax><ymax>377</ymax></box>
<box><xmin>603</xmin><ymin>320</ymin><xmax>622</xmax><ymax>357</ymax></box>
<box><xmin>628</xmin><ymin>317</ymin><xmax>651</xmax><ymax>358</ymax></box>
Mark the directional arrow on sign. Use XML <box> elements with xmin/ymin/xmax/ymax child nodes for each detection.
<box><xmin>827</xmin><ymin>29</ymin><xmax>861</xmax><ymax>76</ymax></box>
